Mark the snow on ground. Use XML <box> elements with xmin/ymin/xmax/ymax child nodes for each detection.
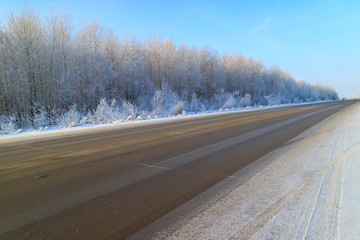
<box><xmin>0</xmin><ymin>101</ymin><xmax>333</xmax><ymax>145</ymax></box>
<box><xmin>144</xmin><ymin>102</ymin><xmax>360</xmax><ymax>239</ymax></box>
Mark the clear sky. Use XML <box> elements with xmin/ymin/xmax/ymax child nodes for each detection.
<box><xmin>1</xmin><ymin>0</ymin><xmax>359</xmax><ymax>98</ymax></box>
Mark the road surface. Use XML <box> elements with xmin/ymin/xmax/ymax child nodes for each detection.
<box><xmin>0</xmin><ymin>101</ymin><xmax>354</xmax><ymax>239</ymax></box>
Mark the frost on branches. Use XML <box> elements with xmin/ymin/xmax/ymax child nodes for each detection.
<box><xmin>0</xmin><ymin>8</ymin><xmax>338</xmax><ymax>133</ymax></box>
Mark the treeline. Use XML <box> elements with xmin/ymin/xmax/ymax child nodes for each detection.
<box><xmin>0</xmin><ymin>8</ymin><xmax>338</xmax><ymax>130</ymax></box>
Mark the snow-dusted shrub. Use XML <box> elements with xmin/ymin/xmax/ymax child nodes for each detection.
<box><xmin>0</xmin><ymin>122</ymin><xmax>16</xmax><ymax>134</ymax></box>
<box><xmin>189</xmin><ymin>93</ymin><xmax>201</xmax><ymax>112</ymax></box>
<box><xmin>211</xmin><ymin>91</ymin><xmax>226</xmax><ymax>110</ymax></box>
<box><xmin>122</xmin><ymin>101</ymin><xmax>137</xmax><ymax>120</ymax></box>
<box><xmin>162</xmin><ymin>85</ymin><xmax>181</xmax><ymax>114</ymax></box>
<box><xmin>32</xmin><ymin>104</ymin><xmax>49</xmax><ymax>129</ymax></box>
<box><xmin>92</xmin><ymin>98</ymin><xmax>118</xmax><ymax>123</ymax></box>
<box><xmin>0</xmin><ymin>115</ymin><xmax>16</xmax><ymax>134</ymax></box>
<box><xmin>151</xmin><ymin>90</ymin><xmax>164</xmax><ymax>116</ymax></box>
<box><xmin>223</xmin><ymin>94</ymin><xmax>235</xmax><ymax>110</ymax></box>
<box><xmin>240</xmin><ymin>93</ymin><xmax>252</xmax><ymax>108</ymax></box>
<box><xmin>136</xmin><ymin>96</ymin><xmax>153</xmax><ymax>113</ymax></box>
<box><xmin>151</xmin><ymin>84</ymin><xmax>180</xmax><ymax>116</ymax></box>
<box><xmin>201</xmin><ymin>103</ymin><xmax>207</xmax><ymax>112</ymax></box>
<box><xmin>56</xmin><ymin>105</ymin><xmax>81</xmax><ymax>127</ymax></box>
<box><xmin>265</xmin><ymin>95</ymin><xmax>282</xmax><ymax>106</ymax></box>
<box><xmin>138</xmin><ymin>110</ymin><xmax>151</xmax><ymax>119</ymax></box>
<box><xmin>171</xmin><ymin>101</ymin><xmax>184</xmax><ymax>115</ymax></box>
<box><xmin>80</xmin><ymin>114</ymin><xmax>90</xmax><ymax>124</ymax></box>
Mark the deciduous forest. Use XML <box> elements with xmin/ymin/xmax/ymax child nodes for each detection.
<box><xmin>0</xmin><ymin>8</ymin><xmax>338</xmax><ymax>132</ymax></box>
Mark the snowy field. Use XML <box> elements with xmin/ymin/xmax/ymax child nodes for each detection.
<box><xmin>133</xmin><ymin>102</ymin><xmax>360</xmax><ymax>239</ymax></box>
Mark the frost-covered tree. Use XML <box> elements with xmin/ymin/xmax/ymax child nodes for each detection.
<box><xmin>0</xmin><ymin>7</ymin><xmax>339</xmax><ymax>131</ymax></box>
<box><xmin>4</xmin><ymin>8</ymin><xmax>45</xmax><ymax>123</ymax></box>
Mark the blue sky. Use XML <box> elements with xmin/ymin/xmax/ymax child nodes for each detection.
<box><xmin>1</xmin><ymin>0</ymin><xmax>359</xmax><ymax>98</ymax></box>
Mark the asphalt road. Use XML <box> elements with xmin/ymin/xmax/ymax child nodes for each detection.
<box><xmin>0</xmin><ymin>101</ymin><xmax>354</xmax><ymax>239</ymax></box>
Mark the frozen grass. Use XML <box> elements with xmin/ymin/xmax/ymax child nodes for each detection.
<box><xmin>0</xmin><ymin>100</ymin><xmax>335</xmax><ymax>141</ymax></box>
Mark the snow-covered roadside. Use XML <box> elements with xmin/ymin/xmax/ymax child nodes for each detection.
<box><xmin>137</xmin><ymin>102</ymin><xmax>360</xmax><ymax>239</ymax></box>
<box><xmin>0</xmin><ymin>100</ymin><xmax>334</xmax><ymax>145</ymax></box>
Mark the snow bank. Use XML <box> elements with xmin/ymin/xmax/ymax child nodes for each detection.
<box><xmin>0</xmin><ymin>100</ymin><xmax>335</xmax><ymax>144</ymax></box>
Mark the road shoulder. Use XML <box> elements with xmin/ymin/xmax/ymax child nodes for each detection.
<box><xmin>131</xmin><ymin>103</ymin><xmax>360</xmax><ymax>239</ymax></box>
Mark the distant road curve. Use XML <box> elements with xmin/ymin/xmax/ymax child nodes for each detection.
<box><xmin>0</xmin><ymin>101</ymin><xmax>355</xmax><ymax>239</ymax></box>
